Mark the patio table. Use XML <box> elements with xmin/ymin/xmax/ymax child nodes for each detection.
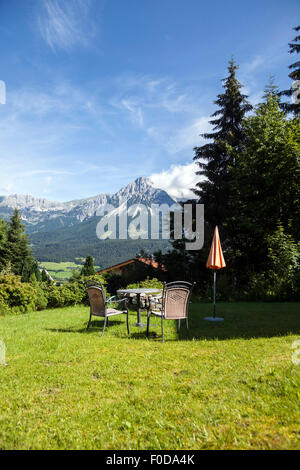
<box><xmin>117</xmin><ymin>288</ymin><xmax>162</xmax><ymax>328</ymax></box>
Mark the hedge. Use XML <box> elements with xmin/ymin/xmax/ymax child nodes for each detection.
<box><xmin>0</xmin><ymin>274</ymin><xmax>107</xmax><ymax>316</ymax></box>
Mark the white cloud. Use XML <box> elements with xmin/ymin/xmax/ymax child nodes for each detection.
<box><xmin>121</xmin><ymin>99</ymin><xmax>144</xmax><ymax>127</ymax></box>
<box><xmin>8</xmin><ymin>82</ymin><xmax>100</xmax><ymax>118</ymax></box>
<box><xmin>161</xmin><ymin>92</ymin><xmax>189</xmax><ymax>113</ymax></box>
<box><xmin>149</xmin><ymin>162</ymin><xmax>204</xmax><ymax>200</ymax></box>
<box><xmin>110</xmin><ymin>74</ymin><xmax>203</xmax><ymax>128</ymax></box>
<box><xmin>242</xmin><ymin>56</ymin><xmax>264</xmax><ymax>74</ymax></box>
<box><xmin>0</xmin><ymin>73</ymin><xmax>211</xmax><ymax>200</ymax></box>
<box><xmin>166</xmin><ymin>117</ymin><xmax>211</xmax><ymax>154</ymax></box>
<box><xmin>38</xmin><ymin>0</ymin><xmax>96</xmax><ymax>51</ymax></box>
<box><xmin>147</xmin><ymin>116</ymin><xmax>211</xmax><ymax>155</ymax></box>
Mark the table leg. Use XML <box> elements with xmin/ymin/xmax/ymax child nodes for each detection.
<box><xmin>135</xmin><ymin>294</ymin><xmax>144</xmax><ymax>327</ymax></box>
<box><xmin>134</xmin><ymin>294</ymin><xmax>155</xmax><ymax>328</ymax></box>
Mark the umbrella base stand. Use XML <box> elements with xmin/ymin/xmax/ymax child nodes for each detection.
<box><xmin>204</xmin><ymin>317</ymin><xmax>224</xmax><ymax>322</ymax></box>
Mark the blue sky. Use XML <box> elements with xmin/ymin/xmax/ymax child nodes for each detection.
<box><xmin>0</xmin><ymin>0</ymin><xmax>299</xmax><ymax>201</ymax></box>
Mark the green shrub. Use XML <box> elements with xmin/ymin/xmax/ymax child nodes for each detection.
<box><xmin>44</xmin><ymin>283</ymin><xmax>83</xmax><ymax>308</ymax></box>
<box><xmin>33</xmin><ymin>282</ymin><xmax>48</xmax><ymax>310</ymax></box>
<box><xmin>248</xmin><ymin>227</ymin><xmax>300</xmax><ymax>301</ymax></box>
<box><xmin>0</xmin><ymin>273</ymin><xmax>109</xmax><ymax>315</ymax></box>
<box><xmin>126</xmin><ymin>277</ymin><xmax>163</xmax><ymax>290</ymax></box>
<box><xmin>103</xmin><ymin>272</ymin><xmax>127</xmax><ymax>295</ymax></box>
<box><xmin>0</xmin><ymin>275</ymin><xmax>37</xmax><ymax>313</ymax></box>
<box><xmin>0</xmin><ymin>298</ymin><xmax>11</xmax><ymax>316</ymax></box>
<box><xmin>44</xmin><ymin>274</ymin><xmax>107</xmax><ymax>308</ymax></box>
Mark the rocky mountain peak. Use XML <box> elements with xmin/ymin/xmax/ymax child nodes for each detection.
<box><xmin>0</xmin><ymin>177</ymin><xmax>176</xmax><ymax>231</ymax></box>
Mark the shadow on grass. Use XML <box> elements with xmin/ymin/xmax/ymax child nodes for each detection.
<box><xmin>186</xmin><ymin>303</ymin><xmax>300</xmax><ymax>341</ymax></box>
<box><xmin>129</xmin><ymin>319</ymin><xmax>190</xmax><ymax>342</ymax></box>
<box><xmin>129</xmin><ymin>331</ymin><xmax>191</xmax><ymax>342</ymax></box>
<box><xmin>45</xmin><ymin>303</ymin><xmax>300</xmax><ymax>342</ymax></box>
<box><xmin>45</xmin><ymin>319</ymin><xmax>123</xmax><ymax>334</ymax></box>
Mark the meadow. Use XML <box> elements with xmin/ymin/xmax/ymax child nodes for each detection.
<box><xmin>0</xmin><ymin>302</ymin><xmax>299</xmax><ymax>450</ymax></box>
<box><xmin>40</xmin><ymin>261</ymin><xmax>100</xmax><ymax>282</ymax></box>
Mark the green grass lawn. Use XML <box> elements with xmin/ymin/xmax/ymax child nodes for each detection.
<box><xmin>0</xmin><ymin>302</ymin><xmax>299</xmax><ymax>450</ymax></box>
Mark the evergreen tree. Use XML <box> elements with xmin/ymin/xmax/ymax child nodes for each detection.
<box><xmin>21</xmin><ymin>258</ymin><xmax>41</xmax><ymax>282</ymax></box>
<box><xmin>32</xmin><ymin>260</ymin><xmax>41</xmax><ymax>282</ymax></box>
<box><xmin>41</xmin><ymin>268</ymin><xmax>52</xmax><ymax>284</ymax></box>
<box><xmin>230</xmin><ymin>93</ymin><xmax>300</xmax><ymax>279</ymax></box>
<box><xmin>41</xmin><ymin>268</ymin><xmax>48</xmax><ymax>282</ymax></box>
<box><xmin>21</xmin><ymin>257</ymin><xmax>32</xmax><ymax>282</ymax></box>
<box><xmin>193</xmin><ymin>59</ymin><xmax>252</xmax><ymax>231</ymax></box>
<box><xmin>6</xmin><ymin>209</ymin><xmax>32</xmax><ymax>275</ymax></box>
<box><xmin>263</xmin><ymin>75</ymin><xmax>280</xmax><ymax>102</ymax></box>
<box><xmin>280</xmin><ymin>26</ymin><xmax>300</xmax><ymax>116</ymax></box>
<box><xmin>0</xmin><ymin>219</ymin><xmax>8</xmax><ymax>272</ymax></box>
<box><xmin>81</xmin><ymin>255</ymin><xmax>95</xmax><ymax>276</ymax></box>
<box><xmin>156</xmin><ymin>61</ymin><xmax>252</xmax><ymax>292</ymax></box>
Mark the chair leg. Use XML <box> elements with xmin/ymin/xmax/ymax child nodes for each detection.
<box><xmin>161</xmin><ymin>316</ymin><xmax>164</xmax><ymax>343</ymax></box>
<box><xmin>126</xmin><ymin>310</ymin><xmax>130</xmax><ymax>335</ymax></box>
<box><xmin>100</xmin><ymin>316</ymin><xmax>108</xmax><ymax>338</ymax></box>
<box><xmin>86</xmin><ymin>312</ymin><xmax>92</xmax><ymax>330</ymax></box>
<box><xmin>177</xmin><ymin>319</ymin><xmax>181</xmax><ymax>334</ymax></box>
<box><xmin>146</xmin><ymin>309</ymin><xmax>150</xmax><ymax>337</ymax></box>
<box><xmin>186</xmin><ymin>317</ymin><xmax>190</xmax><ymax>339</ymax></box>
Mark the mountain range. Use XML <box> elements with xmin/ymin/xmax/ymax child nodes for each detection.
<box><xmin>0</xmin><ymin>178</ymin><xmax>176</xmax><ymax>268</ymax></box>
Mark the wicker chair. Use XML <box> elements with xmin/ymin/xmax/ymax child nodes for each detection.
<box><xmin>146</xmin><ymin>281</ymin><xmax>195</xmax><ymax>342</ymax></box>
<box><xmin>84</xmin><ymin>281</ymin><xmax>129</xmax><ymax>337</ymax></box>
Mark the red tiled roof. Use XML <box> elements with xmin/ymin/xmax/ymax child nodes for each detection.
<box><xmin>139</xmin><ymin>257</ymin><xmax>166</xmax><ymax>270</ymax></box>
<box><xmin>98</xmin><ymin>257</ymin><xmax>166</xmax><ymax>274</ymax></box>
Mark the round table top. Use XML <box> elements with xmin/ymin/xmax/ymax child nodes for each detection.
<box><xmin>117</xmin><ymin>288</ymin><xmax>162</xmax><ymax>295</ymax></box>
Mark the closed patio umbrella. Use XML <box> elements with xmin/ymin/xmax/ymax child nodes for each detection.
<box><xmin>204</xmin><ymin>226</ymin><xmax>226</xmax><ymax>322</ymax></box>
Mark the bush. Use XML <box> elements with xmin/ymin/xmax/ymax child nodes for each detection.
<box><xmin>248</xmin><ymin>227</ymin><xmax>300</xmax><ymax>301</ymax></box>
<box><xmin>103</xmin><ymin>272</ymin><xmax>127</xmax><ymax>295</ymax></box>
<box><xmin>0</xmin><ymin>298</ymin><xmax>11</xmax><ymax>316</ymax></box>
<box><xmin>0</xmin><ymin>275</ymin><xmax>37</xmax><ymax>314</ymax></box>
<box><xmin>126</xmin><ymin>277</ymin><xmax>163</xmax><ymax>290</ymax></box>
<box><xmin>44</xmin><ymin>274</ymin><xmax>108</xmax><ymax>308</ymax></box>
<box><xmin>32</xmin><ymin>282</ymin><xmax>48</xmax><ymax>310</ymax></box>
<box><xmin>0</xmin><ymin>273</ymin><xmax>109</xmax><ymax>315</ymax></box>
<box><xmin>44</xmin><ymin>282</ymin><xmax>84</xmax><ymax>308</ymax></box>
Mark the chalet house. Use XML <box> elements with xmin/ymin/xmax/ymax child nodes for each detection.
<box><xmin>97</xmin><ymin>257</ymin><xmax>166</xmax><ymax>279</ymax></box>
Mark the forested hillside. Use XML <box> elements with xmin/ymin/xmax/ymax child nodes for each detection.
<box><xmin>29</xmin><ymin>215</ymin><xmax>170</xmax><ymax>268</ymax></box>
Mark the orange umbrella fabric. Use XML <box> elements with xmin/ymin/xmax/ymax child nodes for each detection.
<box><xmin>206</xmin><ymin>226</ymin><xmax>226</xmax><ymax>270</ymax></box>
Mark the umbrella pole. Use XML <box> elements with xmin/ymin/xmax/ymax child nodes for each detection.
<box><xmin>204</xmin><ymin>268</ymin><xmax>224</xmax><ymax>322</ymax></box>
<box><xmin>213</xmin><ymin>269</ymin><xmax>216</xmax><ymax>318</ymax></box>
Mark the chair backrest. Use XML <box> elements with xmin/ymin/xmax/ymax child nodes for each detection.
<box><xmin>162</xmin><ymin>281</ymin><xmax>195</xmax><ymax>319</ymax></box>
<box><xmin>83</xmin><ymin>281</ymin><xmax>106</xmax><ymax>317</ymax></box>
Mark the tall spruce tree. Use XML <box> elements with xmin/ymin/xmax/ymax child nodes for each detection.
<box><xmin>193</xmin><ymin>59</ymin><xmax>252</xmax><ymax>231</ymax></box>
<box><xmin>156</xmin><ymin>60</ymin><xmax>252</xmax><ymax>289</ymax></box>
<box><xmin>81</xmin><ymin>255</ymin><xmax>95</xmax><ymax>276</ymax></box>
<box><xmin>280</xmin><ymin>26</ymin><xmax>300</xmax><ymax>116</ymax></box>
<box><xmin>6</xmin><ymin>209</ymin><xmax>32</xmax><ymax>275</ymax></box>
